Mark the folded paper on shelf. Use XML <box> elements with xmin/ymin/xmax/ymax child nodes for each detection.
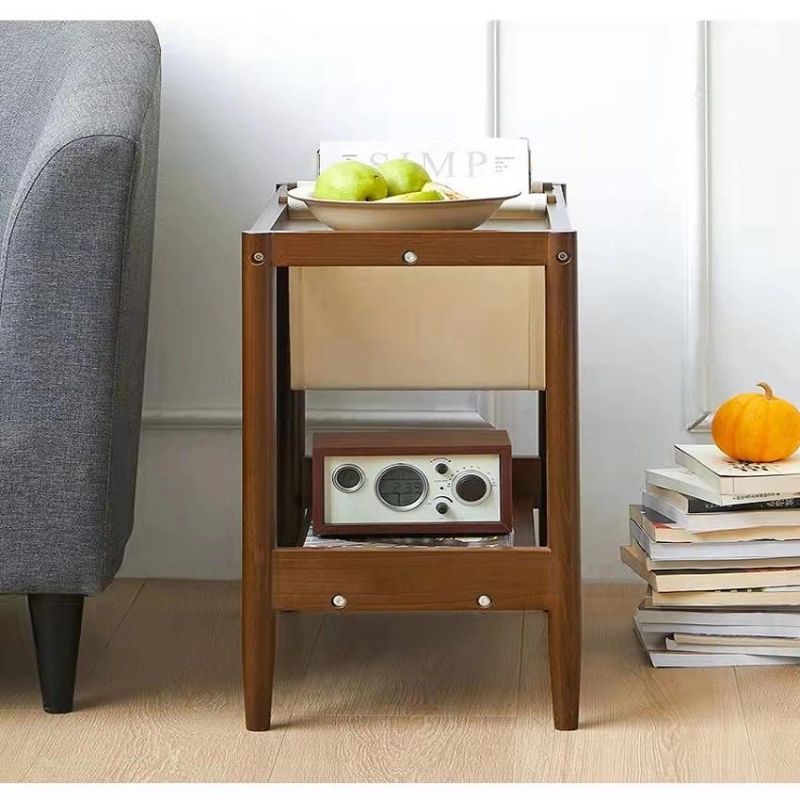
<box><xmin>319</xmin><ymin>138</ymin><xmax>532</xmax><ymax>195</ymax></box>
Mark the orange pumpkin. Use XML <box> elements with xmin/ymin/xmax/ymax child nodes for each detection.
<box><xmin>712</xmin><ymin>382</ymin><xmax>800</xmax><ymax>462</ymax></box>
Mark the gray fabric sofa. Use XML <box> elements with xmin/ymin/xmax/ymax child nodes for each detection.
<box><xmin>0</xmin><ymin>21</ymin><xmax>160</xmax><ymax>711</ymax></box>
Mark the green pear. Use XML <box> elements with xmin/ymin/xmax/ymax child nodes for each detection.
<box><xmin>378</xmin><ymin>158</ymin><xmax>431</xmax><ymax>196</ymax></box>
<box><xmin>378</xmin><ymin>190</ymin><xmax>443</xmax><ymax>203</ymax></box>
<box><xmin>422</xmin><ymin>181</ymin><xmax>467</xmax><ymax>200</ymax></box>
<box><xmin>314</xmin><ymin>160</ymin><xmax>388</xmax><ymax>201</ymax></box>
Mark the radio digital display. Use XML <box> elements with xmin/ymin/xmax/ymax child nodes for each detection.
<box><xmin>376</xmin><ymin>465</ymin><xmax>428</xmax><ymax>509</ymax></box>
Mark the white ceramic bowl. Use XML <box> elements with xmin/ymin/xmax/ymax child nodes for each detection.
<box><xmin>287</xmin><ymin>185</ymin><xmax>521</xmax><ymax>231</ymax></box>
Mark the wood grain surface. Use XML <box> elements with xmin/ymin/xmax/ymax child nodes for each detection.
<box><xmin>271</xmin><ymin>230</ymin><xmax>549</xmax><ymax>267</ymax></box>
<box><xmin>241</xmin><ymin>231</ymin><xmax>277</xmax><ymax>730</ymax></box>
<box><xmin>272</xmin><ymin>548</ymin><xmax>550</xmax><ymax>611</ymax></box>
<box><xmin>4</xmin><ymin>580</ymin><xmax>791</xmax><ymax>782</ymax></box>
<box><xmin>0</xmin><ymin>580</ymin><xmax>143</xmax><ymax>781</ymax></box>
<box><xmin>734</xmin><ymin>665</ymin><xmax>800</xmax><ymax>780</ymax></box>
<box><xmin>21</xmin><ymin>581</ymin><xmax>323</xmax><ymax>782</ymax></box>
<box><xmin>269</xmin><ymin>715</ymin><xmax>520</xmax><ymax>782</ymax></box>
<box><xmin>290</xmin><ymin>611</ymin><xmax>524</xmax><ymax>718</ymax></box>
<box><xmin>515</xmin><ymin>584</ymin><xmax>758</xmax><ymax>781</ymax></box>
<box><xmin>544</xmin><ymin>232</ymin><xmax>581</xmax><ymax>730</ymax></box>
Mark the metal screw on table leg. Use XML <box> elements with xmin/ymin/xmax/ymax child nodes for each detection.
<box><xmin>477</xmin><ymin>594</ymin><xmax>493</xmax><ymax>609</ymax></box>
<box><xmin>331</xmin><ymin>595</ymin><xmax>348</xmax><ymax>609</ymax></box>
<box><xmin>556</xmin><ymin>251</ymin><xmax>570</xmax><ymax>263</ymax></box>
<box><xmin>251</xmin><ymin>252</ymin><xmax>265</xmax><ymax>264</ymax></box>
<box><xmin>402</xmin><ymin>250</ymin><xmax>418</xmax><ymax>265</ymax></box>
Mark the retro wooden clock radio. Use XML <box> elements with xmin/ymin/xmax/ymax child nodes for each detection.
<box><xmin>312</xmin><ymin>429</ymin><xmax>513</xmax><ymax>536</ymax></box>
<box><xmin>240</xmin><ymin>147</ymin><xmax>580</xmax><ymax>734</ymax></box>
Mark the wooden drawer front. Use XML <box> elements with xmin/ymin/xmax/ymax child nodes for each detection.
<box><xmin>289</xmin><ymin>266</ymin><xmax>545</xmax><ymax>390</ymax></box>
<box><xmin>272</xmin><ymin>549</ymin><xmax>551</xmax><ymax>611</ymax></box>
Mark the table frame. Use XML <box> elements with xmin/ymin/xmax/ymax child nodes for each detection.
<box><xmin>241</xmin><ymin>184</ymin><xmax>580</xmax><ymax>730</ymax></box>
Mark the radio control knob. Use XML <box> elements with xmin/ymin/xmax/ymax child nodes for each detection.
<box><xmin>435</xmin><ymin>502</ymin><xmax>449</xmax><ymax>515</ymax></box>
<box><xmin>435</xmin><ymin>462</ymin><xmax>449</xmax><ymax>475</ymax></box>
<box><xmin>454</xmin><ymin>472</ymin><xmax>491</xmax><ymax>504</ymax></box>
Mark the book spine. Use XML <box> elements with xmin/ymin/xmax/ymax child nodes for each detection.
<box><xmin>658</xmin><ymin>569</ymin><xmax>800</xmax><ymax>593</ymax></box>
<box><xmin>686</xmin><ymin>495</ymin><xmax>800</xmax><ymax>513</ymax></box>
<box><xmin>645</xmin><ymin>470</ymin><xmax>800</xmax><ymax>506</ymax></box>
<box><xmin>651</xmin><ymin>589</ymin><xmax>800</xmax><ymax>607</ymax></box>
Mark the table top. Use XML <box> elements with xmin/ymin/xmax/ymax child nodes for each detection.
<box><xmin>247</xmin><ymin>183</ymin><xmax>571</xmax><ymax>236</ymax></box>
<box><xmin>243</xmin><ymin>184</ymin><xmax>574</xmax><ymax>268</ymax></box>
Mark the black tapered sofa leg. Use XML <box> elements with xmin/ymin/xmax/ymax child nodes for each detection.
<box><xmin>27</xmin><ymin>594</ymin><xmax>85</xmax><ymax>713</ymax></box>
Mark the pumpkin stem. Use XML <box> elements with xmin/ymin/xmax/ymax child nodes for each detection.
<box><xmin>757</xmin><ymin>381</ymin><xmax>774</xmax><ymax>399</ymax></box>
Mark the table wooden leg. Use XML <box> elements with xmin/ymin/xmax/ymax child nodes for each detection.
<box><xmin>276</xmin><ymin>268</ymin><xmax>306</xmax><ymax>546</ymax></box>
<box><xmin>242</xmin><ymin>233</ymin><xmax>276</xmax><ymax>731</ymax></box>
<box><xmin>545</xmin><ymin>233</ymin><xmax>581</xmax><ymax>731</ymax></box>
<box><xmin>548</xmin><ymin>597</ymin><xmax>580</xmax><ymax>730</ymax></box>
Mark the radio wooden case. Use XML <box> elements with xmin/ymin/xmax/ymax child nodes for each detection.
<box><xmin>312</xmin><ymin>429</ymin><xmax>513</xmax><ymax>536</ymax></box>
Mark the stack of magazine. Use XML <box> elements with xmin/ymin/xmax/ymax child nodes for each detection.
<box><xmin>621</xmin><ymin>444</ymin><xmax>800</xmax><ymax>667</ymax></box>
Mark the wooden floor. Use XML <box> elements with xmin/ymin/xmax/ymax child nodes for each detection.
<box><xmin>1</xmin><ymin>580</ymin><xmax>798</xmax><ymax>782</ymax></box>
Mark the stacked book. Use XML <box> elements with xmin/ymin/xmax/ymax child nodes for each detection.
<box><xmin>621</xmin><ymin>443</ymin><xmax>800</xmax><ymax>667</ymax></box>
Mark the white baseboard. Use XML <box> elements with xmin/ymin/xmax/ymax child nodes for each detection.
<box><xmin>141</xmin><ymin>407</ymin><xmax>492</xmax><ymax>430</ymax></box>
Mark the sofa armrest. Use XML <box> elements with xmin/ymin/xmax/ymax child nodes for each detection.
<box><xmin>0</xmin><ymin>32</ymin><xmax>160</xmax><ymax>594</ymax></box>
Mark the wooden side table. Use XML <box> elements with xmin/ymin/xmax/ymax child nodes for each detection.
<box><xmin>241</xmin><ymin>184</ymin><xmax>580</xmax><ymax>730</ymax></box>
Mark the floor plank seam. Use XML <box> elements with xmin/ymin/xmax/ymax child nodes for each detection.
<box><xmin>514</xmin><ymin>612</ymin><xmax>528</xmax><ymax>722</ymax></box>
<box><xmin>732</xmin><ymin>666</ymin><xmax>761</xmax><ymax>782</ymax></box>
<box><xmin>285</xmin><ymin>612</ymin><xmax>327</xmax><ymax>723</ymax></box>
<box><xmin>20</xmin><ymin>579</ymin><xmax>146</xmax><ymax>782</ymax></box>
<box><xmin>266</xmin><ymin>612</ymin><xmax>329</xmax><ymax>781</ymax></box>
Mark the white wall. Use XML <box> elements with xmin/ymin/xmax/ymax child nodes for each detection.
<box><xmin>121</xmin><ymin>20</ymin><xmax>497</xmax><ymax>578</ymax></box>
<box><xmin>500</xmin><ymin>23</ymin><xmax>700</xmax><ymax>580</ymax></box>
<box><xmin>708</xmin><ymin>23</ymin><xmax>800</xmax><ymax>407</ymax></box>
<box><xmin>122</xmin><ymin>20</ymin><xmax>746</xmax><ymax>581</ymax></box>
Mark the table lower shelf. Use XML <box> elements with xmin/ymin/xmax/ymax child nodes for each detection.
<box><xmin>269</xmin><ymin>456</ymin><xmax>550</xmax><ymax>612</ymax></box>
